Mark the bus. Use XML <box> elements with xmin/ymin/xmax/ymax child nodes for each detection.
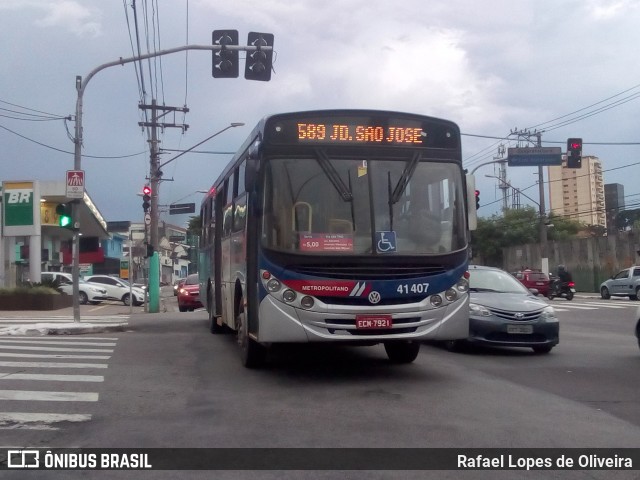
<box><xmin>199</xmin><ymin>109</ymin><xmax>477</xmax><ymax>368</ymax></box>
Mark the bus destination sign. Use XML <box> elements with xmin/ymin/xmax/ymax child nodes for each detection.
<box><xmin>296</xmin><ymin>122</ymin><xmax>425</xmax><ymax>145</ymax></box>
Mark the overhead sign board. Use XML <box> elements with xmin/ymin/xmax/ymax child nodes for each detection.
<box><xmin>507</xmin><ymin>147</ymin><xmax>562</xmax><ymax>167</ymax></box>
<box><xmin>66</xmin><ymin>170</ymin><xmax>85</xmax><ymax>198</ymax></box>
<box><xmin>169</xmin><ymin>203</ymin><xmax>196</xmax><ymax>215</ymax></box>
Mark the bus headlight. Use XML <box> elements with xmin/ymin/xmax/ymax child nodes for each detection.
<box><xmin>283</xmin><ymin>289</ymin><xmax>296</xmax><ymax>303</ymax></box>
<box><xmin>456</xmin><ymin>277</ymin><xmax>469</xmax><ymax>293</ymax></box>
<box><xmin>300</xmin><ymin>296</ymin><xmax>314</xmax><ymax>309</ymax></box>
<box><xmin>445</xmin><ymin>288</ymin><xmax>457</xmax><ymax>301</ymax></box>
<box><xmin>267</xmin><ymin>278</ymin><xmax>281</xmax><ymax>292</ymax></box>
<box><xmin>430</xmin><ymin>295</ymin><xmax>443</xmax><ymax>307</ymax></box>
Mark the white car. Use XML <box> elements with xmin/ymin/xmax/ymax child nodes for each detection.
<box><xmin>83</xmin><ymin>275</ymin><xmax>146</xmax><ymax>306</ymax></box>
<box><xmin>41</xmin><ymin>272</ymin><xmax>108</xmax><ymax>305</ymax></box>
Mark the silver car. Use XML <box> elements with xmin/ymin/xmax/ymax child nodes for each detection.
<box><xmin>83</xmin><ymin>275</ymin><xmax>145</xmax><ymax>306</ymax></box>
<box><xmin>41</xmin><ymin>272</ymin><xmax>108</xmax><ymax>305</ymax></box>
<box><xmin>446</xmin><ymin>265</ymin><xmax>559</xmax><ymax>354</ymax></box>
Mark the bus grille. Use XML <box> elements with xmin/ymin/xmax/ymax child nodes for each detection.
<box><xmin>287</xmin><ymin>264</ymin><xmax>445</xmax><ymax>280</ymax></box>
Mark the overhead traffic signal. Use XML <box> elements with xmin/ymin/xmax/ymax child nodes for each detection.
<box><xmin>212</xmin><ymin>30</ymin><xmax>239</xmax><ymax>78</ymax></box>
<box><xmin>245</xmin><ymin>32</ymin><xmax>274</xmax><ymax>81</ymax></box>
<box><xmin>56</xmin><ymin>203</ymin><xmax>73</xmax><ymax>229</ymax></box>
<box><xmin>566</xmin><ymin>138</ymin><xmax>583</xmax><ymax>168</ymax></box>
<box><xmin>475</xmin><ymin>190</ymin><xmax>480</xmax><ymax>210</ymax></box>
<box><xmin>142</xmin><ymin>185</ymin><xmax>151</xmax><ymax>212</ymax></box>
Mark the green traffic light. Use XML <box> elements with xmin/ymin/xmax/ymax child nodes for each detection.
<box><xmin>59</xmin><ymin>215</ymin><xmax>72</xmax><ymax>227</ymax></box>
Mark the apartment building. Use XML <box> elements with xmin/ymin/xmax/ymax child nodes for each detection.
<box><xmin>547</xmin><ymin>155</ymin><xmax>606</xmax><ymax>228</ymax></box>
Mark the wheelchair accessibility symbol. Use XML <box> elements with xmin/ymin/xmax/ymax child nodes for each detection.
<box><xmin>375</xmin><ymin>231</ymin><xmax>397</xmax><ymax>253</ymax></box>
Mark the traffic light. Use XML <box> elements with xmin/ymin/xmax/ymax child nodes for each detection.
<box><xmin>245</xmin><ymin>32</ymin><xmax>274</xmax><ymax>81</ymax></box>
<box><xmin>475</xmin><ymin>190</ymin><xmax>480</xmax><ymax>210</ymax></box>
<box><xmin>142</xmin><ymin>185</ymin><xmax>151</xmax><ymax>212</ymax></box>
<box><xmin>212</xmin><ymin>30</ymin><xmax>239</xmax><ymax>78</ymax></box>
<box><xmin>145</xmin><ymin>242</ymin><xmax>154</xmax><ymax>258</ymax></box>
<box><xmin>566</xmin><ymin>138</ymin><xmax>583</xmax><ymax>168</ymax></box>
<box><xmin>56</xmin><ymin>203</ymin><xmax>73</xmax><ymax>229</ymax></box>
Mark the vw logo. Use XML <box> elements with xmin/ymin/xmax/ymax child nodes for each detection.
<box><xmin>514</xmin><ymin>313</ymin><xmax>524</xmax><ymax>319</ymax></box>
<box><xmin>368</xmin><ymin>291</ymin><xmax>381</xmax><ymax>304</ymax></box>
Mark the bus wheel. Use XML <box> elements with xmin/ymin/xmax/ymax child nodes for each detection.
<box><xmin>236</xmin><ymin>304</ymin><xmax>266</xmax><ymax>368</ymax></box>
<box><xmin>208</xmin><ymin>291</ymin><xmax>224</xmax><ymax>334</ymax></box>
<box><xmin>384</xmin><ymin>341</ymin><xmax>420</xmax><ymax>364</ymax></box>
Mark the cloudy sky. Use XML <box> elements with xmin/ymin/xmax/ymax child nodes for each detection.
<box><xmin>1</xmin><ymin>0</ymin><xmax>639</xmax><ymax>227</ymax></box>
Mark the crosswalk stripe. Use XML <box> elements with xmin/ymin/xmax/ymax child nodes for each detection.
<box><xmin>0</xmin><ymin>412</ymin><xmax>92</xmax><ymax>430</ymax></box>
<box><xmin>0</xmin><ymin>339</ymin><xmax>117</xmax><ymax>347</ymax></box>
<box><xmin>0</xmin><ymin>352</ymin><xmax>110</xmax><ymax>360</ymax></box>
<box><xmin>0</xmin><ymin>345</ymin><xmax>113</xmax><ymax>353</ymax></box>
<box><xmin>0</xmin><ymin>361</ymin><xmax>108</xmax><ymax>369</ymax></box>
<box><xmin>0</xmin><ymin>390</ymin><xmax>99</xmax><ymax>402</ymax></box>
<box><xmin>0</xmin><ymin>373</ymin><xmax>104</xmax><ymax>382</ymax></box>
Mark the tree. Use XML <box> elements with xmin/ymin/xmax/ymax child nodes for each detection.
<box><xmin>187</xmin><ymin>215</ymin><xmax>201</xmax><ymax>237</ymax></box>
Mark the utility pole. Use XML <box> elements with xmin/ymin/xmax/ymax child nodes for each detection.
<box><xmin>138</xmin><ymin>101</ymin><xmax>189</xmax><ymax>252</ymax></box>
<box><xmin>510</xmin><ymin>128</ymin><xmax>549</xmax><ymax>273</ymax></box>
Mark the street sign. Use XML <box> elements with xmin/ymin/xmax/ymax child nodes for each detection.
<box><xmin>169</xmin><ymin>203</ymin><xmax>196</xmax><ymax>215</ymax></box>
<box><xmin>507</xmin><ymin>147</ymin><xmax>562</xmax><ymax>167</ymax></box>
<box><xmin>169</xmin><ymin>235</ymin><xmax>186</xmax><ymax>242</ymax></box>
<box><xmin>66</xmin><ymin>170</ymin><xmax>85</xmax><ymax>198</ymax></box>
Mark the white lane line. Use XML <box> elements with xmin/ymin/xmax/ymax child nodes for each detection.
<box><xmin>0</xmin><ymin>336</ymin><xmax>119</xmax><ymax>341</ymax></box>
<box><xmin>0</xmin><ymin>352</ymin><xmax>110</xmax><ymax>360</ymax></box>
<box><xmin>0</xmin><ymin>390</ymin><xmax>99</xmax><ymax>402</ymax></box>
<box><xmin>0</xmin><ymin>412</ymin><xmax>92</xmax><ymax>430</ymax></box>
<box><xmin>0</xmin><ymin>372</ymin><xmax>104</xmax><ymax>382</ymax></box>
<box><xmin>0</xmin><ymin>345</ymin><xmax>113</xmax><ymax>353</ymax></box>
<box><xmin>0</xmin><ymin>339</ymin><xmax>117</xmax><ymax>347</ymax></box>
<box><xmin>0</xmin><ymin>361</ymin><xmax>108</xmax><ymax>369</ymax></box>
<box><xmin>548</xmin><ymin>304</ymin><xmax>596</xmax><ymax>310</ymax></box>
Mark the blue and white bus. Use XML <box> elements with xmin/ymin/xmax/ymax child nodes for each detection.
<box><xmin>199</xmin><ymin>109</ymin><xmax>477</xmax><ymax>367</ymax></box>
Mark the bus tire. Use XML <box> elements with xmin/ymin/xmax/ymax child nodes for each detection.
<box><xmin>236</xmin><ymin>303</ymin><xmax>266</xmax><ymax>368</ymax></box>
<box><xmin>383</xmin><ymin>341</ymin><xmax>420</xmax><ymax>364</ymax></box>
<box><xmin>208</xmin><ymin>289</ymin><xmax>224</xmax><ymax>334</ymax></box>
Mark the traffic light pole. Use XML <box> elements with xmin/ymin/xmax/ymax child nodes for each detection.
<box><xmin>72</xmin><ymin>42</ymin><xmax>271</xmax><ymax>321</ymax></box>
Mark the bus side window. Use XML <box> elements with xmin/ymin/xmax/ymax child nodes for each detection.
<box><xmin>222</xmin><ymin>178</ymin><xmax>233</xmax><ymax>237</ymax></box>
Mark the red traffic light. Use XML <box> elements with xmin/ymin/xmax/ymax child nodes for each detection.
<box><xmin>142</xmin><ymin>185</ymin><xmax>152</xmax><ymax>195</ymax></box>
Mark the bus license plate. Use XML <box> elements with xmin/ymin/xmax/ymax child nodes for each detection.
<box><xmin>507</xmin><ymin>324</ymin><xmax>533</xmax><ymax>334</ymax></box>
<box><xmin>355</xmin><ymin>314</ymin><xmax>393</xmax><ymax>329</ymax></box>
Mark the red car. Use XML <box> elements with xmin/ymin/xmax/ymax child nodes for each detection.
<box><xmin>513</xmin><ymin>269</ymin><xmax>551</xmax><ymax>297</ymax></box>
<box><xmin>177</xmin><ymin>274</ymin><xmax>203</xmax><ymax>312</ymax></box>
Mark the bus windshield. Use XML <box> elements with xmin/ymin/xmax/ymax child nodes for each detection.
<box><xmin>261</xmin><ymin>152</ymin><xmax>467</xmax><ymax>255</ymax></box>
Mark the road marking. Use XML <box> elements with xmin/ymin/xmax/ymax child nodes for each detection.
<box><xmin>0</xmin><ymin>372</ymin><xmax>104</xmax><ymax>382</ymax></box>
<box><xmin>0</xmin><ymin>345</ymin><xmax>113</xmax><ymax>353</ymax></box>
<box><xmin>0</xmin><ymin>361</ymin><xmax>108</xmax><ymax>369</ymax></box>
<box><xmin>0</xmin><ymin>390</ymin><xmax>99</xmax><ymax>402</ymax></box>
<box><xmin>0</xmin><ymin>412</ymin><xmax>92</xmax><ymax>430</ymax></box>
<box><xmin>0</xmin><ymin>339</ymin><xmax>117</xmax><ymax>347</ymax></box>
<box><xmin>0</xmin><ymin>352</ymin><xmax>110</xmax><ymax>360</ymax></box>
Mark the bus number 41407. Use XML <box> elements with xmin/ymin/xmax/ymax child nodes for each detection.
<box><xmin>397</xmin><ymin>283</ymin><xmax>429</xmax><ymax>295</ymax></box>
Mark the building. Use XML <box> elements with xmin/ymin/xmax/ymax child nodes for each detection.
<box><xmin>1</xmin><ymin>180</ymin><xmax>194</xmax><ymax>288</ymax></box>
<box><xmin>548</xmin><ymin>155</ymin><xmax>606</xmax><ymax>230</ymax></box>
<box><xmin>604</xmin><ymin>183</ymin><xmax>625</xmax><ymax>233</ymax></box>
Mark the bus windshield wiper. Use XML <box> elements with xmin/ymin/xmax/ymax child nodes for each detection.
<box><xmin>314</xmin><ymin>149</ymin><xmax>353</xmax><ymax>201</ymax></box>
<box><xmin>390</xmin><ymin>152</ymin><xmax>420</xmax><ymax>204</ymax></box>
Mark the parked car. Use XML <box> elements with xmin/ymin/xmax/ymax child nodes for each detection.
<box><xmin>83</xmin><ymin>275</ymin><xmax>145</xmax><ymax>306</ymax></box>
<box><xmin>512</xmin><ymin>269</ymin><xmax>551</xmax><ymax>297</ymax></box>
<box><xmin>446</xmin><ymin>265</ymin><xmax>559</xmax><ymax>354</ymax></box>
<box><xmin>177</xmin><ymin>273</ymin><xmax>203</xmax><ymax>312</ymax></box>
<box><xmin>41</xmin><ymin>272</ymin><xmax>108</xmax><ymax>305</ymax></box>
<box><xmin>600</xmin><ymin>266</ymin><xmax>640</xmax><ymax>300</ymax></box>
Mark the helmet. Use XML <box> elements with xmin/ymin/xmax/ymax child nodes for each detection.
<box><xmin>557</xmin><ymin>265</ymin><xmax>566</xmax><ymax>272</ymax></box>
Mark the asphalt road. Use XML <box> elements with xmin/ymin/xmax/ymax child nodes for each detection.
<box><xmin>1</xmin><ymin>296</ymin><xmax>639</xmax><ymax>479</ymax></box>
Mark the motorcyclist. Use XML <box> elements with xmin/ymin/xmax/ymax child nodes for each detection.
<box><xmin>557</xmin><ymin>265</ymin><xmax>573</xmax><ymax>284</ymax></box>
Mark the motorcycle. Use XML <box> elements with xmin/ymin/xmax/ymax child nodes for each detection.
<box><xmin>548</xmin><ymin>278</ymin><xmax>575</xmax><ymax>301</ymax></box>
